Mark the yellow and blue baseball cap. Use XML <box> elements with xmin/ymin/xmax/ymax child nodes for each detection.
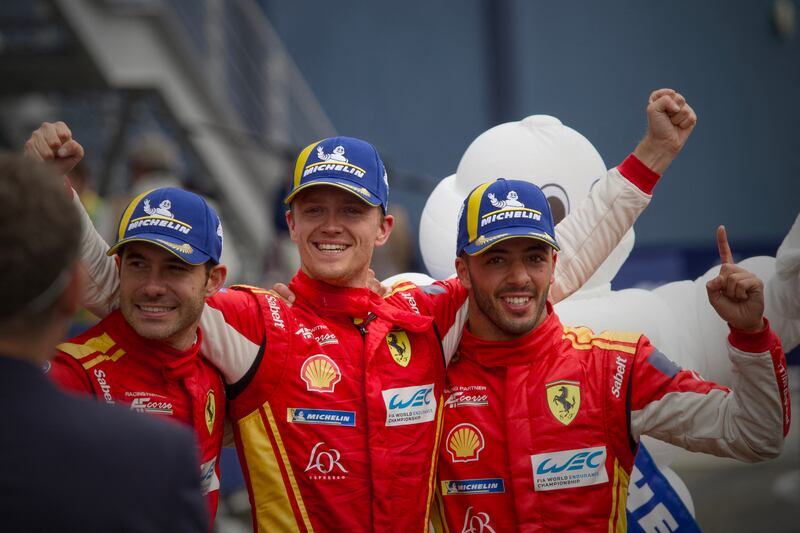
<box><xmin>107</xmin><ymin>187</ymin><xmax>223</xmax><ymax>265</ymax></box>
<box><xmin>284</xmin><ymin>136</ymin><xmax>389</xmax><ymax>212</ymax></box>
<box><xmin>457</xmin><ymin>178</ymin><xmax>560</xmax><ymax>256</ymax></box>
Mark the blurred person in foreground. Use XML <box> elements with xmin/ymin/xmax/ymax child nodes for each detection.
<box><xmin>57</xmin><ymin>88</ymin><xmax>694</xmax><ymax>531</ymax></box>
<box><xmin>25</xmin><ymin>123</ymin><xmax>229</xmax><ymax>525</ymax></box>
<box><xmin>431</xmin><ymin>178</ymin><xmax>791</xmax><ymax>531</ymax></box>
<box><xmin>0</xmin><ymin>153</ymin><xmax>208</xmax><ymax>532</ymax></box>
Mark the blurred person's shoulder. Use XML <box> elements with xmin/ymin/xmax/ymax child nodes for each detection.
<box><xmin>3</xmin><ymin>358</ymin><xmax>206</xmax><ymax>531</ymax></box>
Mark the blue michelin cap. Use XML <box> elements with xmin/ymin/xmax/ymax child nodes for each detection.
<box><xmin>456</xmin><ymin>178</ymin><xmax>560</xmax><ymax>256</ymax></box>
<box><xmin>284</xmin><ymin>136</ymin><xmax>389</xmax><ymax>213</ymax></box>
<box><xmin>107</xmin><ymin>187</ymin><xmax>223</xmax><ymax>265</ymax></box>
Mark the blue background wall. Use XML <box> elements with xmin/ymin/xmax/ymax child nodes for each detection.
<box><xmin>262</xmin><ymin>0</ymin><xmax>798</xmax><ymax>253</ymax></box>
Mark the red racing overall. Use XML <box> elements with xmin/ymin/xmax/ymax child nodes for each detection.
<box><xmin>434</xmin><ymin>305</ymin><xmax>789</xmax><ymax>532</ymax></box>
<box><xmin>48</xmin><ymin>310</ymin><xmax>225</xmax><ymax>524</ymax></box>
<box><xmin>206</xmin><ymin>272</ymin><xmax>466</xmax><ymax>531</ymax></box>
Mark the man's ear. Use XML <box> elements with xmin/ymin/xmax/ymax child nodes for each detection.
<box><xmin>285</xmin><ymin>209</ymin><xmax>297</xmax><ymax>243</ymax></box>
<box><xmin>59</xmin><ymin>263</ymin><xmax>86</xmax><ymax>317</ymax></box>
<box><xmin>114</xmin><ymin>254</ymin><xmax>121</xmax><ymax>272</ymax></box>
<box><xmin>205</xmin><ymin>264</ymin><xmax>227</xmax><ymax>297</ymax></box>
<box><xmin>374</xmin><ymin>213</ymin><xmax>394</xmax><ymax>247</ymax></box>
<box><xmin>550</xmin><ymin>251</ymin><xmax>557</xmax><ymax>286</ymax></box>
<box><xmin>455</xmin><ymin>256</ymin><xmax>472</xmax><ymax>290</ymax></box>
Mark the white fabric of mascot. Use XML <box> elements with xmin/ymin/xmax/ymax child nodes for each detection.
<box><xmin>404</xmin><ymin>115</ymin><xmax>800</xmax><ymax>515</ymax></box>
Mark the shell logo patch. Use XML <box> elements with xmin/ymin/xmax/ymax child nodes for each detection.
<box><xmin>446</xmin><ymin>423</ymin><xmax>485</xmax><ymax>463</ymax></box>
<box><xmin>546</xmin><ymin>380</ymin><xmax>580</xmax><ymax>426</ymax></box>
<box><xmin>205</xmin><ymin>390</ymin><xmax>216</xmax><ymax>434</ymax></box>
<box><xmin>386</xmin><ymin>330</ymin><xmax>411</xmax><ymax>367</ymax></box>
<box><xmin>301</xmin><ymin>354</ymin><xmax>342</xmax><ymax>393</ymax></box>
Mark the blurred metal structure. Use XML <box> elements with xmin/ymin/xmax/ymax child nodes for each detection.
<box><xmin>0</xmin><ymin>0</ymin><xmax>336</xmax><ymax>281</ymax></box>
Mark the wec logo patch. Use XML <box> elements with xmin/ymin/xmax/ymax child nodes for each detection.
<box><xmin>531</xmin><ymin>446</ymin><xmax>608</xmax><ymax>491</ymax></box>
<box><xmin>382</xmin><ymin>384</ymin><xmax>436</xmax><ymax>426</ymax></box>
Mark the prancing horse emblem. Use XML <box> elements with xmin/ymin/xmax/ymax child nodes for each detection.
<box><xmin>386</xmin><ymin>331</ymin><xmax>411</xmax><ymax>367</ymax></box>
<box><xmin>545</xmin><ymin>380</ymin><xmax>580</xmax><ymax>426</ymax></box>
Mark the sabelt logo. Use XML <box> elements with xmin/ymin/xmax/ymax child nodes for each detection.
<box><xmin>93</xmin><ymin>369</ymin><xmax>115</xmax><ymax>405</ymax></box>
<box><xmin>447</xmin><ymin>423</ymin><xmax>485</xmax><ymax>463</ymax></box>
<box><xmin>301</xmin><ymin>354</ymin><xmax>342</xmax><ymax>393</ymax></box>
<box><xmin>382</xmin><ymin>384</ymin><xmax>436</xmax><ymax>427</ymax></box>
<box><xmin>531</xmin><ymin>446</ymin><xmax>608</xmax><ymax>492</ymax></box>
<box><xmin>400</xmin><ymin>291</ymin><xmax>420</xmax><ymax>314</ymax></box>
<box><xmin>265</xmin><ymin>294</ymin><xmax>285</xmax><ymax>330</ymax></box>
<box><xmin>779</xmin><ymin>363</ymin><xmax>790</xmax><ymax>431</ymax></box>
<box><xmin>611</xmin><ymin>355</ymin><xmax>627</xmax><ymax>398</ymax></box>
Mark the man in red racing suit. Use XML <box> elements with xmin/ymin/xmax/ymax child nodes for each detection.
<box><xmin>33</xmin><ymin>179</ymin><xmax>229</xmax><ymax>525</ymax></box>
<box><xmin>49</xmin><ymin>309</ymin><xmax>226</xmax><ymax>523</ymax></box>
<box><xmin>431</xmin><ymin>178</ymin><xmax>790</xmax><ymax>532</ymax></box>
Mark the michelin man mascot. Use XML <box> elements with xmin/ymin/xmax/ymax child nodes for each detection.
<box><xmin>415</xmin><ymin>115</ymin><xmax>799</xmax><ymax>530</ymax></box>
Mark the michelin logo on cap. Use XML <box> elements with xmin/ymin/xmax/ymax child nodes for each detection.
<box><xmin>303</xmin><ymin>144</ymin><xmax>366</xmax><ymax>179</ymax></box>
<box><xmin>125</xmin><ymin>196</ymin><xmax>192</xmax><ymax>235</ymax></box>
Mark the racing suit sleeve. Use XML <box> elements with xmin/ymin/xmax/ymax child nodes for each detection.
<box><xmin>47</xmin><ymin>353</ymin><xmax>94</xmax><ymax>395</ymax></box>
<box><xmin>200</xmin><ymin>289</ymin><xmax>266</xmax><ymax>387</ymax></box>
<box><xmin>629</xmin><ymin>322</ymin><xmax>790</xmax><ymax>462</ymax></box>
<box><xmin>551</xmin><ymin>154</ymin><xmax>660</xmax><ymax>302</ymax></box>
<box><xmin>386</xmin><ymin>277</ymin><xmax>468</xmax><ymax>366</ymax></box>
<box><xmin>72</xmin><ymin>190</ymin><xmax>120</xmax><ymax>318</ymax></box>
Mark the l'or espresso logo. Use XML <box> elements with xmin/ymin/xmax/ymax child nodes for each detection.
<box><xmin>305</xmin><ymin>442</ymin><xmax>348</xmax><ymax>480</ymax></box>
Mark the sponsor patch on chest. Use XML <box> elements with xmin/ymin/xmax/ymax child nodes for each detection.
<box><xmin>382</xmin><ymin>384</ymin><xmax>436</xmax><ymax>426</ymax></box>
<box><xmin>441</xmin><ymin>477</ymin><xmax>505</xmax><ymax>495</ymax></box>
<box><xmin>444</xmin><ymin>385</ymin><xmax>489</xmax><ymax>408</ymax></box>
<box><xmin>287</xmin><ymin>408</ymin><xmax>356</xmax><ymax>427</ymax></box>
<box><xmin>530</xmin><ymin>446</ymin><xmax>608</xmax><ymax>491</ymax></box>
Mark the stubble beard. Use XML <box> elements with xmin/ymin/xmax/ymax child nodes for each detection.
<box><xmin>472</xmin><ymin>277</ymin><xmax>550</xmax><ymax>339</ymax></box>
<box><xmin>121</xmin><ymin>296</ymin><xmax>204</xmax><ymax>344</ymax></box>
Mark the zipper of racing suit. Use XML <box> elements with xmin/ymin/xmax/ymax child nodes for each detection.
<box><xmin>353</xmin><ymin>311</ymin><xmax>377</xmax><ymax>529</ymax></box>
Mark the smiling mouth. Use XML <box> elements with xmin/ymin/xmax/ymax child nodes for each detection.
<box><xmin>137</xmin><ymin>304</ymin><xmax>176</xmax><ymax>314</ymax></box>
<box><xmin>502</xmin><ymin>296</ymin><xmax>532</xmax><ymax>306</ymax></box>
<box><xmin>315</xmin><ymin>243</ymin><xmax>349</xmax><ymax>253</ymax></box>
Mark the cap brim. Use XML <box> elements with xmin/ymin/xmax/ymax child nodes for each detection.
<box><xmin>463</xmin><ymin>227</ymin><xmax>560</xmax><ymax>256</ymax></box>
<box><xmin>107</xmin><ymin>234</ymin><xmax>211</xmax><ymax>265</ymax></box>
<box><xmin>284</xmin><ymin>178</ymin><xmax>382</xmax><ymax>208</ymax></box>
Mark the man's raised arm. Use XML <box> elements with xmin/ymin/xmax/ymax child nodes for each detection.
<box><xmin>24</xmin><ymin>122</ymin><xmax>119</xmax><ymax>317</ymax></box>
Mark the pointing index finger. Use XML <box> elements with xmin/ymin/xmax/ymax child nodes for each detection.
<box><xmin>717</xmin><ymin>225</ymin><xmax>734</xmax><ymax>265</ymax></box>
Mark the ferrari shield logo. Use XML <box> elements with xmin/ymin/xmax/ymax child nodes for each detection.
<box><xmin>386</xmin><ymin>330</ymin><xmax>411</xmax><ymax>367</ymax></box>
<box><xmin>546</xmin><ymin>380</ymin><xmax>580</xmax><ymax>426</ymax></box>
<box><xmin>205</xmin><ymin>390</ymin><xmax>216</xmax><ymax>434</ymax></box>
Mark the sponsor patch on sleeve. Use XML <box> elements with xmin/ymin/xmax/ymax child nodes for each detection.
<box><xmin>647</xmin><ymin>349</ymin><xmax>682</xmax><ymax>379</ymax></box>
